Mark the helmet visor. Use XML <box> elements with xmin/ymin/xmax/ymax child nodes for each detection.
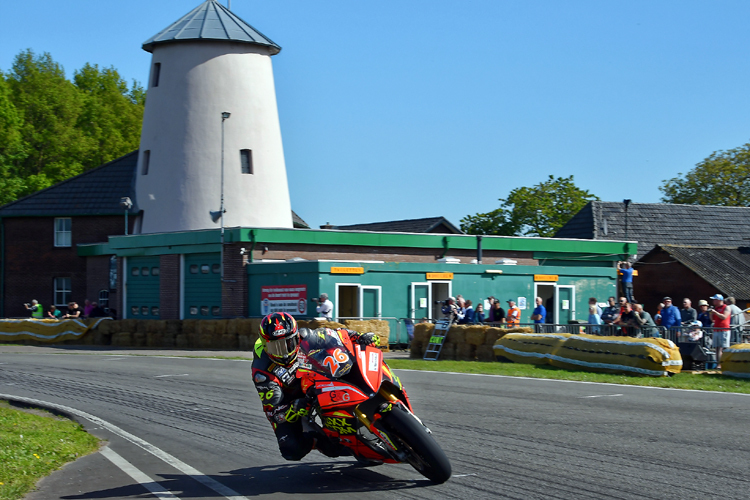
<box><xmin>266</xmin><ymin>332</ymin><xmax>299</xmax><ymax>360</ymax></box>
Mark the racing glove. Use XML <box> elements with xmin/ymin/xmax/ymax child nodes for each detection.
<box><xmin>352</xmin><ymin>332</ymin><xmax>379</xmax><ymax>347</ymax></box>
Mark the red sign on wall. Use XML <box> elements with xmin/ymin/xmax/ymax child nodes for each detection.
<box><xmin>261</xmin><ymin>285</ymin><xmax>308</xmax><ymax>316</ymax></box>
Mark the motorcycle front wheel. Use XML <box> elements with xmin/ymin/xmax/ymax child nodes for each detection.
<box><xmin>380</xmin><ymin>406</ymin><xmax>452</xmax><ymax>484</ymax></box>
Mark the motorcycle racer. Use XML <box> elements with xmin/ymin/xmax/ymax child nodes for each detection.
<box><xmin>251</xmin><ymin>312</ymin><xmax>379</xmax><ymax>461</ymax></box>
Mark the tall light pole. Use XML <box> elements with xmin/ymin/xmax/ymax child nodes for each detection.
<box><xmin>210</xmin><ymin>112</ymin><xmax>231</xmax><ymax>315</ymax></box>
<box><xmin>120</xmin><ymin>197</ymin><xmax>133</xmax><ymax>235</ymax></box>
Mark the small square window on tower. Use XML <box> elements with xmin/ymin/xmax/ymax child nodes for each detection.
<box><xmin>240</xmin><ymin>149</ymin><xmax>253</xmax><ymax>174</ymax></box>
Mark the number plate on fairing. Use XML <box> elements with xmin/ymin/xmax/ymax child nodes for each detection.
<box><xmin>315</xmin><ymin>381</ymin><xmax>369</xmax><ymax>408</ymax></box>
<box><xmin>356</xmin><ymin>344</ymin><xmax>383</xmax><ymax>392</ymax></box>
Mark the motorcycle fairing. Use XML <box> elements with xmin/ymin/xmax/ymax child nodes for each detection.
<box><xmin>354</xmin><ymin>344</ymin><xmax>383</xmax><ymax>393</ymax></box>
<box><xmin>314</xmin><ymin>380</ymin><xmax>369</xmax><ymax>408</ymax></box>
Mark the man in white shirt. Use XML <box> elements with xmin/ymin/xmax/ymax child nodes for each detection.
<box><xmin>315</xmin><ymin>293</ymin><xmax>333</xmax><ymax>320</ymax></box>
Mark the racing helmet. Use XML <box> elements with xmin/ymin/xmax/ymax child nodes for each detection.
<box><xmin>259</xmin><ymin>312</ymin><xmax>299</xmax><ymax>365</ymax></box>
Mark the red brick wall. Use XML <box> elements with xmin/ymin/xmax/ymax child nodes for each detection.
<box><xmin>159</xmin><ymin>254</ymin><xmax>180</xmax><ymax>319</ymax></box>
<box><xmin>2</xmin><ymin>216</ymin><xmax>123</xmax><ymax>318</ymax></box>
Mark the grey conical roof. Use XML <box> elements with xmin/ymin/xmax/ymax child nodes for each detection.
<box><xmin>142</xmin><ymin>0</ymin><xmax>280</xmax><ymax>54</ymax></box>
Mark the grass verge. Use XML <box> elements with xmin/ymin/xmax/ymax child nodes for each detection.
<box><xmin>385</xmin><ymin>359</ymin><xmax>750</xmax><ymax>394</ymax></box>
<box><xmin>0</xmin><ymin>402</ymin><xmax>100</xmax><ymax>500</ymax></box>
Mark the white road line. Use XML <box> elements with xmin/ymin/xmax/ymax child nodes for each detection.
<box><xmin>579</xmin><ymin>394</ymin><xmax>623</xmax><ymax>399</ymax></box>
<box><xmin>154</xmin><ymin>374</ymin><xmax>189</xmax><ymax>378</ymax></box>
<box><xmin>100</xmin><ymin>447</ymin><xmax>182</xmax><ymax>500</ymax></box>
<box><xmin>0</xmin><ymin>394</ymin><xmax>248</xmax><ymax>500</ymax></box>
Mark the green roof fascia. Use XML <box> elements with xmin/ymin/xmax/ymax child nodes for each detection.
<box><xmin>80</xmin><ymin>227</ymin><xmax>635</xmax><ymax>259</ymax></box>
<box><xmin>241</xmin><ymin>228</ymin><xmax>634</xmax><ymax>258</ymax></box>
<box><xmin>78</xmin><ymin>243</ymin><xmax>112</xmax><ymax>257</ymax></box>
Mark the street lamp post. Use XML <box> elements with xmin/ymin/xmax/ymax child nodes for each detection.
<box><xmin>120</xmin><ymin>197</ymin><xmax>133</xmax><ymax>235</ymax></box>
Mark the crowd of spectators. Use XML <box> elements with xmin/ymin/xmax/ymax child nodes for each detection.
<box><xmin>21</xmin><ymin>299</ymin><xmax>113</xmax><ymax>320</ymax></box>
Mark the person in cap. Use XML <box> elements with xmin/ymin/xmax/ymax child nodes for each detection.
<box><xmin>678</xmin><ymin>320</ymin><xmax>704</xmax><ymax>343</ymax></box>
<box><xmin>313</xmin><ymin>293</ymin><xmax>333</xmax><ymax>321</ymax></box>
<box><xmin>659</xmin><ymin>297</ymin><xmax>682</xmax><ymax>330</ymax></box>
<box><xmin>506</xmin><ymin>299</ymin><xmax>521</xmax><ymax>327</ymax></box>
<box><xmin>441</xmin><ymin>296</ymin><xmax>464</xmax><ymax>322</ymax></box>
<box><xmin>697</xmin><ymin>299</ymin><xmax>712</xmax><ymax>328</ymax></box>
<box><xmin>709</xmin><ymin>294</ymin><xmax>731</xmax><ymax>367</ymax></box>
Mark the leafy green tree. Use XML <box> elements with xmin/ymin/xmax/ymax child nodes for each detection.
<box><xmin>461</xmin><ymin>175</ymin><xmax>599</xmax><ymax>237</ymax></box>
<box><xmin>0</xmin><ymin>72</ymin><xmax>28</xmax><ymax>204</ymax></box>
<box><xmin>7</xmin><ymin>50</ymin><xmax>87</xmax><ymax>193</ymax></box>
<box><xmin>74</xmin><ymin>63</ymin><xmax>145</xmax><ymax>169</ymax></box>
<box><xmin>660</xmin><ymin>142</ymin><xmax>750</xmax><ymax>206</ymax></box>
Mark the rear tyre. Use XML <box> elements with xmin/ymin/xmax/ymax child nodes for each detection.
<box><xmin>380</xmin><ymin>406</ymin><xmax>452</xmax><ymax>484</ymax></box>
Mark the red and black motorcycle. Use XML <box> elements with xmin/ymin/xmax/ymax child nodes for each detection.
<box><xmin>296</xmin><ymin>331</ymin><xmax>452</xmax><ymax>484</ymax></box>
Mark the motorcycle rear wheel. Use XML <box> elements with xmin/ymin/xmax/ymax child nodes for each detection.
<box><xmin>380</xmin><ymin>406</ymin><xmax>452</xmax><ymax>484</ymax></box>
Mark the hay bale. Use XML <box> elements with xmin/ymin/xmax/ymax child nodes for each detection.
<box><xmin>136</xmin><ymin>320</ymin><xmax>148</xmax><ymax>334</ymax></box>
<box><xmin>215</xmin><ymin>320</ymin><xmax>228</xmax><ymax>336</ymax></box>
<box><xmin>175</xmin><ymin>334</ymin><xmax>189</xmax><ymax>348</ymax></box>
<box><xmin>111</xmin><ymin>332</ymin><xmax>132</xmax><ymax>346</ymax></box>
<box><xmin>484</xmin><ymin>327</ymin><xmax>507</xmax><ymax>345</ymax></box>
<box><xmin>226</xmin><ymin>319</ymin><xmax>240</xmax><ymax>335</ymax></box>
<box><xmin>439</xmin><ymin>342</ymin><xmax>456</xmax><ymax>360</ymax></box>
<box><xmin>342</xmin><ymin>320</ymin><xmax>390</xmax><ymax>351</ymax></box>
<box><xmin>445</xmin><ymin>325</ymin><xmax>466</xmax><ymax>345</ymax></box>
<box><xmin>146</xmin><ymin>320</ymin><xmax>166</xmax><ymax>334</ymax></box>
<box><xmin>165</xmin><ymin>320</ymin><xmax>182</xmax><ymax>335</ymax></box>
<box><xmin>221</xmin><ymin>333</ymin><xmax>239</xmax><ymax>349</ymax></box>
<box><xmin>464</xmin><ymin>325</ymin><xmax>487</xmax><ymax>346</ymax></box>
<box><xmin>182</xmin><ymin>320</ymin><xmax>198</xmax><ymax>336</ymax></box>
<box><xmin>96</xmin><ymin>320</ymin><xmax>113</xmax><ymax>335</ymax></box>
<box><xmin>476</xmin><ymin>345</ymin><xmax>496</xmax><ymax>362</ymax></box>
<box><xmin>120</xmin><ymin>319</ymin><xmax>137</xmax><ymax>333</ymax></box>
<box><xmin>238</xmin><ymin>334</ymin><xmax>254</xmax><ymax>351</ymax></box>
<box><xmin>413</xmin><ymin>323</ymin><xmax>434</xmax><ymax>343</ymax></box>
<box><xmin>133</xmin><ymin>332</ymin><xmax>146</xmax><ymax>347</ymax></box>
<box><xmin>456</xmin><ymin>343</ymin><xmax>476</xmax><ymax>361</ymax></box>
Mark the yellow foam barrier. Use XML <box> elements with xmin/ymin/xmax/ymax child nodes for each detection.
<box><xmin>494</xmin><ymin>333</ymin><xmax>682</xmax><ymax>377</ymax></box>
<box><xmin>0</xmin><ymin>318</ymin><xmax>112</xmax><ymax>343</ymax></box>
<box><xmin>721</xmin><ymin>344</ymin><xmax>750</xmax><ymax>378</ymax></box>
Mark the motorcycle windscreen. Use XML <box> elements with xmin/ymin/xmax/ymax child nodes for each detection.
<box><xmin>303</xmin><ymin>335</ymin><xmax>353</xmax><ymax>379</ymax></box>
<box><xmin>355</xmin><ymin>344</ymin><xmax>383</xmax><ymax>393</ymax></box>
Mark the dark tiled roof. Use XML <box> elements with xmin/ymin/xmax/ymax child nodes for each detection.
<box><xmin>329</xmin><ymin>217</ymin><xmax>464</xmax><ymax>234</ymax></box>
<box><xmin>646</xmin><ymin>244</ymin><xmax>750</xmax><ymax>300</ymax></box>
<box><xmin>0</xmin><ymin>152</ymin><xmax>139</xmax><ymax>217</ymax></box>
<box><xmin>292</xmin><ymin>211</ymin><xmax>309</xmax><ymax>229</ymax></box>
<box><xmin>142</xmin><ymin>0</ymin><xmax>281</xmax><ymax>55</ymax></box>
<box><xmin>555</xmin><ymin>201</ymin><xmax>750</xmax><ymax>259</ymax></box>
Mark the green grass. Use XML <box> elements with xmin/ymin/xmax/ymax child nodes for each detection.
<box><xmin>0</xmin><ymin>402</ymin><xmax>100</xmax><ymax>500</ymax></box>
<box><xmin>386</xmin><ymin>359</ymin><xmax>750</xmax><ymax>394</ymax></box>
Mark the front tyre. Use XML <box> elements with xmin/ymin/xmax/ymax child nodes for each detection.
<box><xmin>380</xmin><ymin>406</ymin><xmax>452</xmax><ymax>484</ymax></box>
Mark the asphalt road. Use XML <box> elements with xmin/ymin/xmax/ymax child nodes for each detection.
<box><xmin>1</xmin><ymin>348</ymin><xmax>750</xmax><ymax>499</ymax></box>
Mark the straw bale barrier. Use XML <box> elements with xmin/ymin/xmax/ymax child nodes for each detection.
<box><xmin>720</xmin><ymin>344</ymin><xmax>750</xmax><ymax>378</ymax></box>
<box><xmin>0</xmin><ymin>318</ymin><xmax>392</xmax><ymax>352</ymax></box>
<box><xmin>409</xmin><ymin>323</ymin><xmax>533</xmax><ymax>360</ymax></box>
<box><xmin>494</xmin><ymin>333</ymin><xmax>682</xmax><ymax>377</ymax></box>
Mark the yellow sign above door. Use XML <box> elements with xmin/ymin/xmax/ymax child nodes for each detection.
<box><xmin>534</xmin><ymin>274</ymin><xmax>559</xmax><ymax>282</ymax></box>
<box><xmin>426</xmin><ymin>272</ymin><xmax>453</xmax><ymax>280</ymax></box>
<box><xmin>331</xmin><ymin>267</ymin><xmax>364</xmax><ymax>274</ymax></box>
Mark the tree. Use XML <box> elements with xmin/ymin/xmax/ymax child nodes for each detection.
<box><xmin>660</xmin><ymin>142</ymin><xmax>750</xmax><ymax>206</ymax></box>
<box><xmin>460</xmin><ymin>175</ymin><xmax>599</xmax><ymax>237</ymax></box>
<box><xmin>0</xmin><ymin>72</ymin><xmax>27</xmax><ymax>205</ymax></box>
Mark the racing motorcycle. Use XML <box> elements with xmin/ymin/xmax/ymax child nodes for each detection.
<box><xmin>296</xmin><ymin>331</ymin><xmax>452</xmax><ymax>484</ymax></box>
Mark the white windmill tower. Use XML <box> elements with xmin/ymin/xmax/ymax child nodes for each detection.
<box><xmin>134</xmin><ymin>0</ymin><xmax>293</xmax><ymax>234</ymax></box>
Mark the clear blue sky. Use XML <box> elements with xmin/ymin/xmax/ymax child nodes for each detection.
<box><xmin>2</xmin><ymin>0</ymin><xmax>749</xmax><ymax>230</ymax></box>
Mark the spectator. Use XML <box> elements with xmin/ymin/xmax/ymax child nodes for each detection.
<box><xmin>633</xmin><ymin>303</ymin><xmax>658</xmax><ymax>337</ymax></box>
<box><xmin>441</xmin><ymin>297</ymin><xmax>464</xmax><ymax>322</ymax></box>
<box><xmin>490</xmin><ymin>300</ymin><xmax>506</xmax><ymax>324</ymax></box>
<box><xmin>697</xmin><ymin>300</ymin><xmax>712</xmax><ymax>328</ymax></box>
<box><xmin>601</xmin><ymin>297</ymin><xmax>619</xmax><ymax>325</ymax></box>
<box><xmin>89</xmin><ymin>302</ymin><xmax>107</xmax><ymax>318</ymax></box>
<box><xmin>474</xmin><ymin>303</ymin><xmax>485</xmax><ymax>324</ymax></box>
<box><xmin>618</xmin><ymin>261</ymin><xmax>635</xmax><ymax>303</ymax></box>
<box><xmin>404</xmin><ymin>319</ymin><xmax>414</xmax><ymax>343</ymax></box>
<box><xmin>506</xmin><ymin>299</ymin><xmax>521</xmax><ymax>327</ymax></box>
<box><xmin>709</xmin><ymin>293</ymin><xmax>731</xmax><ymax>368</ymax></box>
<box><xmin>659</xmin><ymin>297</ymin><xmax>682</xmax><ymax>331</ymax></box>
<box><xmin>531</xmin><ymin>297</ymin><xmax>546</xmax><ymax>326</ymax></box>
<box><xmin>63</xmin><ymin>302</ymin><xmax>82</xmax><ymax>319</ymax></box>
<box><xmin>615</xmin><ymin>302</ymin><xmax>639</xmax><ymax>336</ymax></box>
<box><xmin>83</xmin><ymin>299</ymin><xmax>94</xmax><ymax>318</ymax></box>
<box><xmin>24</xmin><ymin>299</ymin><xmax>43</xmax><ymax>319</ymax></box>
<box><xmin>47</xmin><ymin>305</ymin><xmax>62</xmax><ymax>319</ymax></box>
<box><xmin>456</xmin><ymin>296</ymin><xmax>467</xmax><ymax>321</ymax></box>
<box><xmin>725</xmin><ymin>296</ymin><xmax>746</xmax><ymax>329</ymax></box>
<box><xmin>680</xmin><ymin>298</ymin><xmax>697</xmax><ymax>325</ymax></box>
<box><xmin>461</xmin><ymin>300</ymin><xmax>475</xmax><ymax>324</ymax></box>
<box><xmin>314</xmin><ymin>293</ymin><xmax>333</xmax><ymax>320</ymax></box>
<box><xmin>589</xmin><ymin>297</ymin><xmax>602</xmax><ymax>317</ymax></box>
<box><xmin>588</xmin><ymin>305</ymin><xmax>602</xmax><ymax>334</ymax></box>
<box><xmin>678</xmin><ymin>320</ymin><xmax>704</xmax><ymax>343</ymax></box>
<box><xmin>655</xmin><ymin>302</ymin><xmax>664</xmax><ymax>325</ymax></box>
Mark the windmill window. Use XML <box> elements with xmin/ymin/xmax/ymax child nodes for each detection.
<box><xmin>240</xmin><ymin>149</ymin><xmax>253</xmax><ymax>174</ymax></box>
<box><xmin>152</xmin><ymin>63</ymin><xmax>161</xmax><ymax>87</ymax></box>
